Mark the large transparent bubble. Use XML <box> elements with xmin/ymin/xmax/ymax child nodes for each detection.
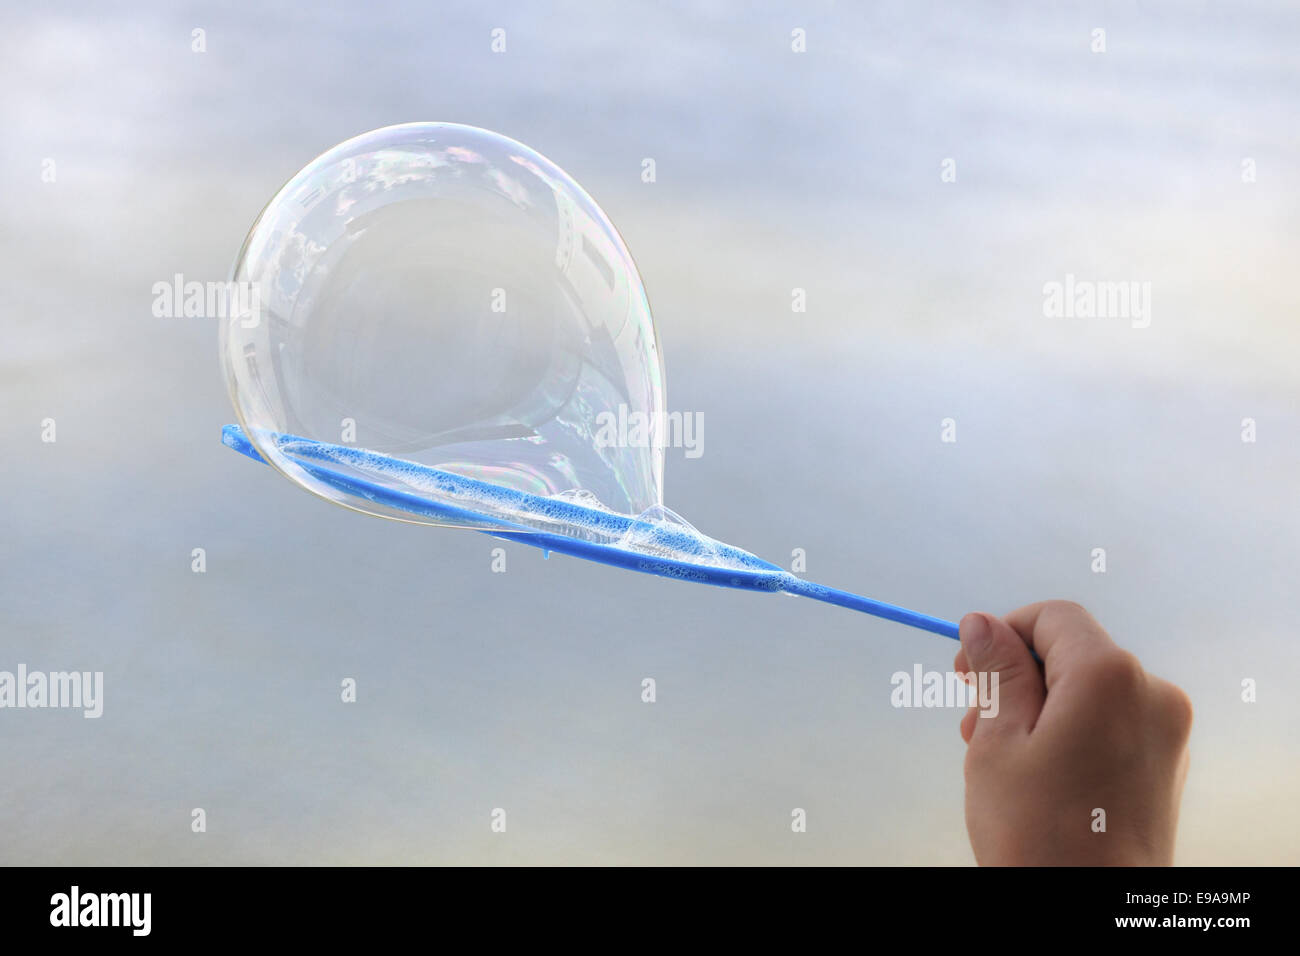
<box><xmin>221</xmin><ymin>123</ymin><xmax>665</xmax><ymax>529</ymax></box>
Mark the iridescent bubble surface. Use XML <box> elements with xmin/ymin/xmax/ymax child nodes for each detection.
<box><xmin>221</xmin><ymin>123</ymin><xmax>665</xmax><ymax>529</ymax></box>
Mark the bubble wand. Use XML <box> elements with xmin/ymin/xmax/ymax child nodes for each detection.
<box><xmin>220</xmin><ymin>123</ymin><xmax>959</xmax><ymax>641</ymax></box>
<box><xmin>221</xmin><ymin>426</ymin><xmax>957</xmax><ymax>639</ymax></box>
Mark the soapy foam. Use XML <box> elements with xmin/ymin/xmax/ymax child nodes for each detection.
<box><xmin>269</xmin><ymin>432</ymin><xmax>775</xmax><ymax>573</ymax></box>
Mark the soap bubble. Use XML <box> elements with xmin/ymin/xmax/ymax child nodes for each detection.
<box><xmin>221</xmin><ymin>123</ymin><xmax>665</xmax><ymax>529</ymax></box>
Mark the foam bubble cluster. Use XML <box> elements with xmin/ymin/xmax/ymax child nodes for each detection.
<box><xmin>254</xmin><ymin>428</ymin><xmax>775</xmax><ymax>573</ymax></box>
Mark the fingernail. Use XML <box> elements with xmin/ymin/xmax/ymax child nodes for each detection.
<box><xmin>960</xmin><ymin>613</ymin><xmax>991</xmax><ymax>659</ymax></box>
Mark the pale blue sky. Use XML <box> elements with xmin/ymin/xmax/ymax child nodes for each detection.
<box><xmin>1</xmin><ymin>0</ymin><xmax>1297</xmax><ymax>864</ymax></box>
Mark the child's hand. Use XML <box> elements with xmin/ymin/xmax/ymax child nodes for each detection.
<box><xmin>955</xmin><ymin>601</ymin><xmax>1193</xmax><ymax>866</ymax></box>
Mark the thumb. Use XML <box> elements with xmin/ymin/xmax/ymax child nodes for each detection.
<box><xmin>959</xmin><ymin>612</ymin><xmax>1045</xmax><ymax>739</ymax></box>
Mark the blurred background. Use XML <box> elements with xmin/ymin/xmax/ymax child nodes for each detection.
<box><xmin>1</xmin><ymin>0</ymin><xmax>1297</xmax><ymax>864</ymax></box>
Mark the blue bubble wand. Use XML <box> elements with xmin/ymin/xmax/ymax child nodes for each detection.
<box><xmin>222</xmin><ymin>425</ymin><xmax>958</xmax><ymax>639</ymax></box>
